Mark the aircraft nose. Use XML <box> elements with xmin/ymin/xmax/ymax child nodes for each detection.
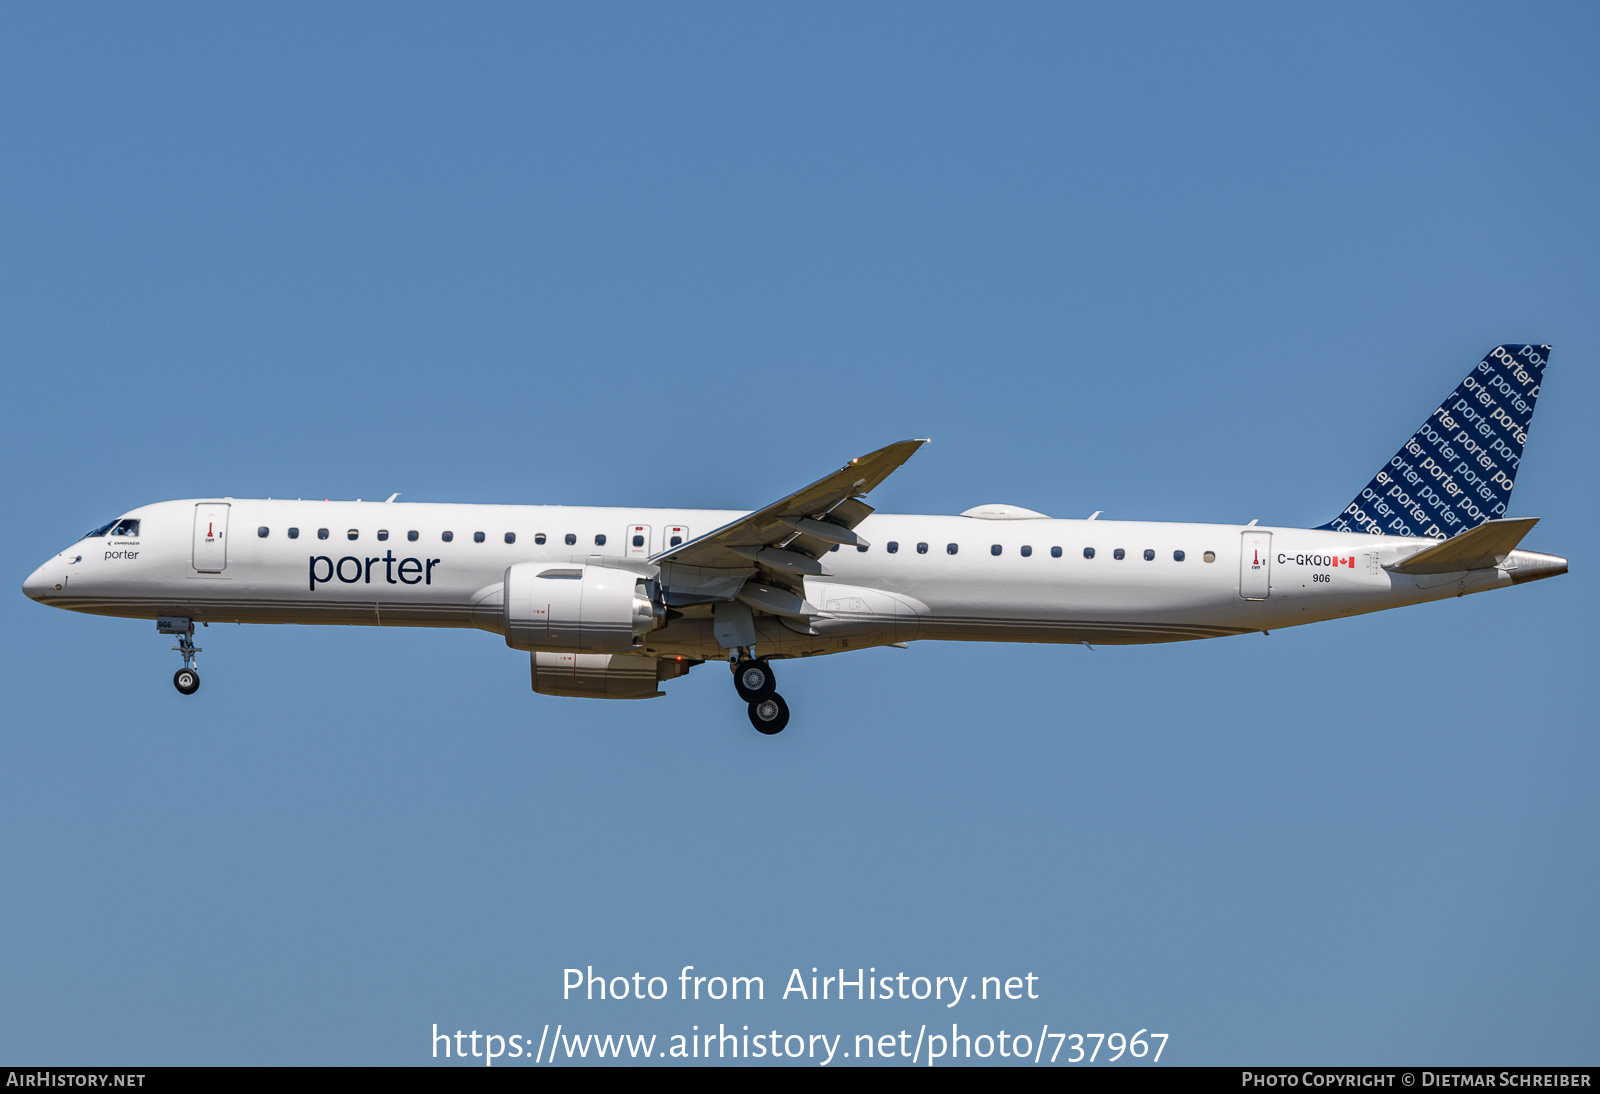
<box><xmin>23</xmin><ymin>558</ymin><xmax>63</xmax><ymax>601</ymax></box>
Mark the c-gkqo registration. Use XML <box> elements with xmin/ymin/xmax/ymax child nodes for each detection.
<box><xmin>24</xmin><ymin>345</ymin><xmax>1565</xmax><ymax>734</ymax></box>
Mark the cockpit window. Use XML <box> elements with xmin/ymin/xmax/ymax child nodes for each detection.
<box><xmin>84</xmin><ymin>518</ymin><xmax>139</xmax><ymax>539</ymax></box>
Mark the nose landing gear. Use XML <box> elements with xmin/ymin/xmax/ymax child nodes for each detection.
<box><xmin>158</xmin><ymin>617</ymin><xmax>201</xmax><ymax>696</ymax></box>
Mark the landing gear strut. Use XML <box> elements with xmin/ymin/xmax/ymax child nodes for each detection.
<box><xmin>158</xmin><ymin>617</ymin><xmax>201</xmax><ymax>696</ymax></box>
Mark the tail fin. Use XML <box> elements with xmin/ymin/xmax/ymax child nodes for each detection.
<box><xmin>1319</xmin><ymin>345</ymin><xmax>1549</xmax><ymax>538</ymax></box>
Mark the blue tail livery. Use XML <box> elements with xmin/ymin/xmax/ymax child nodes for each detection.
<box><xmin>1320</xmin><ymin>344</ymin><xmax>1549</xmax><ymax>538</ymax></box>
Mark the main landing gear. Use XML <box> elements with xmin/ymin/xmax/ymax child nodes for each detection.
<box><xmin>732</xmin><ymin>658</ymin><xmax>776</xmax><ymax>701</ymax></box>
<box><xmin>732</xmin><ymin>655</ymin><xmax>788</xmax><ymax>734</ymax></box>
<box><xmin>747</xmin><ymin>693</ymin><xmax>790</xmax><ymax>735</ymax></box>
<box><xmin>158</xmin><ymin>616</ymin><xmax>201</xmax><ymax>696</ymax></box>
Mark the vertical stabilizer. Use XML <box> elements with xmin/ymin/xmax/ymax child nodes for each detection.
<box><xmin>1319</xmin><ymin>345</ymin><xmax>1549</xmax><ymax>538</ymax></box>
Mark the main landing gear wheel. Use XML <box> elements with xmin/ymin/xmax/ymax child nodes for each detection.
<box><xmin>732</xmin><ymin>658</ymin><xmax>776</xmax><ymax>702</ymax></box>
<box><xmin>173</xmin><ymin>668</ymin><xmax>200</xmax><ymax>695</ymax></box>
<box><xmin>747</xmin><ymin>693</ymin><xmax>789</xmax><ymax>735</ymax></box>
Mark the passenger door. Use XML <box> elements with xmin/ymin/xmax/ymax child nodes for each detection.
<box><xmin>1239</xmin><ymin>530</ymin><xmax>1271</xmax><ymax>600</ymax></box>
<box><xmin>192</xmin><ymin>503</ymin><xmax>230</xmax><ymax>573</ymax></box>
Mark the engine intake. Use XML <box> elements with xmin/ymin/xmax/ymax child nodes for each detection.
<box><xmin>503</xmin><ymin>562</ymin><xmax>658</xmax><ymax>652</ymax></box>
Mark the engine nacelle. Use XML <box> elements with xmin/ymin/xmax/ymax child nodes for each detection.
<box><xmin>530</xmin><ymin>651</ymin><xmax>695</xmax><ymax>699</ymax></box>
<box><xmin>503</xmin><ymin>562</ymin><xmax>658</xmax><ymax>652</ymax></box>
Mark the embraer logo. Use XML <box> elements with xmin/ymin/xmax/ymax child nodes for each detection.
<box><xmin>309</xmin><ymin>552</ymin><xmax>441</xmax><ymax>591</ymax></box>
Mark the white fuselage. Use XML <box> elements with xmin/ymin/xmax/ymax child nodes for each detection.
<box><xmin>22</xmin><ymin>497</ymin><xmax>1545</xmax><ymax>662</ymax></box>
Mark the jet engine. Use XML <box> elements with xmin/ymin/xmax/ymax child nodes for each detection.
<box><xmin>529</xmin><ymin>651</ymin><xmax>696</xmax><ymax>699</ymax></box>
<box><xmin>503</xmin><ymin>562</ymin><xmax>660</xmax><ymax>652</ymax></box>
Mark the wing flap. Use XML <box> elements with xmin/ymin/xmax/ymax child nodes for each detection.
<box><xmin>727</xmin><ymin>545</ymin><xmax>832</xmax><ymax>576</ymax></box>
<box><xmin>737</xmin><ymin>583</ymin><xmax>818</xmax><ymax>619</ymax></box>
<box><xmin>778</xmin><ymin>516</ymin><xmax>867</xmax><ymax>547</ymax></box>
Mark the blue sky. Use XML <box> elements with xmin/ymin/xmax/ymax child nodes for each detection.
<box><xmin>2</xmin><ymin>3</ymin><xmax>1596</xmax><ymax>1065</ymax></box>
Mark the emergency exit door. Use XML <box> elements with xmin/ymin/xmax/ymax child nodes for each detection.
<box><xmin>625</xmin><ymin>524</ymin><xmax>652</xmax><ymax>558</ymax></box>
<box><xmin>1239</xmin><ymin>530</ymin><xmax>1271</xmax><ymax>600</ymax></box>
<box><xmin>192</xmin><ymin>503</ymin><xmax>230</xmax><ymax>573</ymax></box>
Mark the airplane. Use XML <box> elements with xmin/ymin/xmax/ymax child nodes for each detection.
<box><xmin>23</xmin><ymin>344</ymin><xmax>1564</xmax><ymax>735</ymax></box>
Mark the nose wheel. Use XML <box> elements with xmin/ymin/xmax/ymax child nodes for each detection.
<box><xmin>158</xmin><ymin>616</ymin><xmax>202</xmax><ymax>697</ymax></box>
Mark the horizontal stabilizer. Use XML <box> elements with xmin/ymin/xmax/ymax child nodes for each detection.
<box><xmin>1385</xmin><ymin>517</ymin><xmax>1539</xmax><ymax>575</ymax></box>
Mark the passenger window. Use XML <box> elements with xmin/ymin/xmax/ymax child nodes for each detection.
<box><xmin>669</xmin><ymin>535</ymin><xmax>682</xmax><ymax>546</ymax></box>
<box><xmin>347</xmin><ymin>529</ymin><xmax>359</xmax><ymax>541</ymax></box>
<box><xmin>442</xmin><ymin>531</ymin><xmax>454</xmax><ymax>542</ymax></box>
<box><xmin>947</xmin><ymin>543</ymin><xmax>959</xmax><ymax>555</ymax></box>
<box><xmin>111</xmin><ymin>519</ymin><xmax>140</xmax><ymax>537</ymax></box>
<box><xmin>505</xmin><ymin>533</ymin><xmax>516</xmax><ymax>544</ymax></box>
<box><xmin>318</xmin><ymin>528</ymin><xmax>330</xmax><ymax>540</ymax></box>
<box><xmin>473</xmin><ymin>532</ymin><xmax>486</xmax><ymax>543</ymax></box>
<box><xmin>1051</xmin><ymin>546</ymin><xmax>1063</xmax><ymax>558</ymax></box>
<box><xmin>1020</xmin><ymin>545</ymin><xmax>1032</xmax><ymax>557</ymax></box>
<box><xmin>258</xmin><ymin>526</ymin><xmax>269</xmax><ymax>538</ymax></box>
<box><xmin>564</xmin><ymin>534</ymin><xmax>576</xmax><ymax>545</ymax></box>
<box><xmin>916</xmin><ymin>542</ymin><xmax>928</xmax><ymax>554</ymax></box>
<box><xmin>1174</xmin><ymin>550</ymin><xmax>1185</xmax><ymax>561</ymax></box>
<box><xmin>632</xmin><ymin>535</ymin><xmax>644</xmax><ymax>548</ymax></box>
<box><xmin>288</xmin><ymin>528</ymin><xmax>300</xmax><ymax>539</ymax></box>
<box><xmin>535</xmin><ymin>534</ymin><xmax>547</xmax><ymax>545</ymax></box>
<box><xmin>377</xmin><ymin>530</ymin><xmax>389</xmax><ymax>541</ymax></box>
<box><xmin>887</xmin><ymin>541</ymin><xmax>899</xmax><ymax>554</ymax></box>
<box><xmin>1143</xmin><ymin>549</ymin><xmax>1155</xmax><ymax>561</ymax></box>
<box><xmin>990</xmin><ymin>544</ymin><xmax>1002</xmax><ymax>556</ymax></box>
<box><xmin>595</xmin><ymin>534</ymin><xmax>606</xmax><ymax>546</ymax></box>
<box><xmin>407</xmin><ymin>530</ymin><xmax>418</xmax><ymax>542</ymax></box>
<box><xmin>1203</xmin><ymin>550</ymin><xmax>1217</xmax><ymax>563</ymax></box>
<box><xmin>856</xmin><ymin>544</ymin><xmax>868</xmax><ymax>553</ymax></box>
<box><xmin>1082</xmin><ymin>547</ymin><xmax>1094</xmax><ymax>559</ymax></box>
<box><xmin>1113</xmin><ymin>548</ymin><xmax>1125</xmax><ymax>560</ymax></box>
<box><xmin>830</xmin><ymin>544</ymin><xmax>840</xmax><ymax>552</ymax></box>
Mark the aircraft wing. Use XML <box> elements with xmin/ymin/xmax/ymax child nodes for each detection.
<box><xmin>651</xmin><ymin>440</ymin><xmax>928</xmax><ymax>576</ymax></box>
